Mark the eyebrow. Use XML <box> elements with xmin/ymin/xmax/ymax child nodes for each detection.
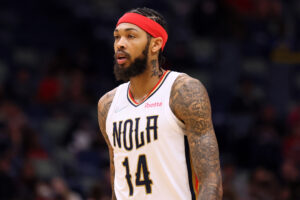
<box><xmin>114</xmin><ymin>28</ymin><xmax>139</xmax><ymax>33</ymax></box>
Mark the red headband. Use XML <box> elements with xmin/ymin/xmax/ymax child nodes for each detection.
<box><xmin>116</xmin><ymin>12</ymin><xmax>168</xmax><ymax>51</ymax></box>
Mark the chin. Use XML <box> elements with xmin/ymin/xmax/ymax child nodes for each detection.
<box><xmin>116</xmin><ymin>61</ymin><xmax>130</xmax><ymax>68</ymax></box>
<box><xmin>121</xmin><ymin>63</ymin><xmax>130</xmax><ymax>68</ymax></box>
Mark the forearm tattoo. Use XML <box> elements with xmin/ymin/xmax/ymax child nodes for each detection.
<box><xmin>170</xmin><ymin>74</ymin><xmax>223</xmax><ymax>200</ymax></box>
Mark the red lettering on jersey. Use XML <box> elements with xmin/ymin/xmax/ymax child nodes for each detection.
<box><xmin>145</xmin><ymin>102</ymin><xmax>163</xmax><ymax>108</ymax></box>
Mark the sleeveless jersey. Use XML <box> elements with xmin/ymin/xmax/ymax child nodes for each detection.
<box><xmin>106</xmin><ymin>71</ymin><xmax>198</xmax><ymax>200</ymax></box>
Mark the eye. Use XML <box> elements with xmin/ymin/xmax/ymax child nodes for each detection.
<box><xmin>114</xmin><ymin>35</ymin><xmax>120</xmax><ymax>40</ymax></box>
<box><xmin>128</xmin><ymin>34</ymin><xmax>135</xmax><ymax>39</ymax></box>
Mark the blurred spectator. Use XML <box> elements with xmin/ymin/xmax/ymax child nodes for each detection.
<box><xmin>225</xmin><ymin>0</ymin><xmax>282</xmax><ymax>19</ymax></box>
<box><xmin>0</xmin><ymin>150</ymin><xmax>17</xmax><ymax>200</ymax></box>
<box><xmin>6</xmin><ymin>68</ymin><xmax>35</xmax><ymax>107</ymax></box>
<box><xmin>249</xmin><ymin>106</ymin><xmax>282</xmax><ymax>170</ymax></box>
<box><xmin>287</xmin><ymin>105</ymin><xmax>300</xmax><ymax>129</ymax></box>
<box><xmin>68</xmin><ymin>124</ymin><xmax>93</xmax><ymax>154</ymax></box>
<box><xmin>248</xmin><ymin>167</ymin><xmax>280</xmax><ymax>200</ymax></box>
<box><xmin>230</xmin><ymin>77</ymin><xmax>263</xmax><ymax>115</ymax></box>
<box><xmin>283</xmin><ymin>106</ymin><xmax>300</xmax><ymax>165</ymax></box>
<box><xmin>24</xmin><ymin>127</ymin><xmax>49</xmax><ymax>160</ymax></box>
<box><xmin>189</xmin><ymin>0</ymin><xmax>219</xmax><ymax>36</ymax></box>
<box><xmin>17</xmin><ymin>160</ymin><xmax>38</xmax><ymax>200</ymax></box>
<box><xmin>87</xmin><ymin>182</ymin><xmax>110</xmax><ymax>200</ymax></box>
<box><xmin>256</xmin><ymin>105</ymin><xmax>284</xmax><ymax>134</ymax></box>
<box><xmin>0</xmin><ymin>100</ymin><xmax>27</xmax><ymax>156</ymax></box>
<box><xmin>36</xmin><ymin>68</ymin><xmax>64</xmax><ymax>105</ymax></box>
<box><xmin>35</xmin><ymin>181</ymin><xmax>53</xmax><ymax>200</ymax></box>
<box><xmin>222</xmin><ymin>161</ymin><xmax>248</xmax><ymax>200</ymax></box>
<box><xmin>281</xmin><ymin>159</ymin><xmax>299</xmax><ymax>185</ymax></box>
<box><xmin>51</xmin><ymin>177</ymin><xmax>82</xmax><ymax>200</ymax></box>
<box><xmin>280</xmin><ymin>159</ymin><xmax>300</xmax><ymax>199</ymax></box>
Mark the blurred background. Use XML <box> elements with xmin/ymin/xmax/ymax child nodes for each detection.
<box><xmin>0</xmin><ymin>0</ymin><xmax>300</xmax><ymax>199</ymax></box>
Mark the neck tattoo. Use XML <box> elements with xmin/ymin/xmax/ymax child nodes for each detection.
<box><xmin>150</xmin><ymin>59</ymin><xmax>163</xmax><ymax>78</ymax></box>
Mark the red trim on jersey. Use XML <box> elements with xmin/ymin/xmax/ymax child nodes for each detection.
<box><xmin>128</xmin><ymin>70</ymin><xmax>170</xmax><ymax>106</ymax></box>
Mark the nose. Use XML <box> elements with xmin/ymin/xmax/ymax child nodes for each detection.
<box><xmin>116</xmin><ymin>37</ymin><xmax>127</xmax><ymax>50</ymax></box>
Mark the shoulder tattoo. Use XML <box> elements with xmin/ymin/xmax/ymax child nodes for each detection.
<box><xmin>170</xmin><ymin>74</ymin><xmax>212</xmax><ymax>134</ymax></box>
<box><xmin>98</xmin><ymin>88</ymin><xmax>117</xmax><ymax>143</ymax></box>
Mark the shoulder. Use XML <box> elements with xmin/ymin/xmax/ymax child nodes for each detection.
<box><xmin>170</xmin><ymin>73</ymin><xmax>209</xmax><ymax>105</ymax></box>
<box><xmin>98</xmin><ymin>88</ymin><xmax>117</xmax><ymax>124</ymax></box>
<box><xmin>98</xmin><ymin>88</ymin><xmax>117</xmax><ymax>109</ymax></box>
<box><xmin>98</xmin><ymin>88</ymin><xmax>118</xmax><ymax>149</ymax></box>
<box><xmin>171</xmin><ymin>73</ymin><xmax>205</xmax><ymax>92</ymax></box>
<box><xmin>170</xmin><ymin>73</ymin><xmax>211</xmax><ymax>123</ymax></box>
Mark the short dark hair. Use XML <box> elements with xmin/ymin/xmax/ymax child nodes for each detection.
<box><xmin>128</xmin><ymin>7</ymin><xmax>167</xmax><ymax>66</ymax></box>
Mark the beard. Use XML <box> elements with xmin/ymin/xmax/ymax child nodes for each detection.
<box><xmin>113</xmin><ymin>42</ymin><xmax>149</xmax><ymax>82</ymax></box>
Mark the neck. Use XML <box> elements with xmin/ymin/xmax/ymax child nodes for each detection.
<box><xmin>129</xmin><ymin>59</ymin><xmax>164</xmax><ymax>103</ymax></box>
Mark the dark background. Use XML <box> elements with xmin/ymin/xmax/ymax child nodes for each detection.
<box><xmin>0</xmin><ymin>0</ymin><xmax>300</xmax><ymax>199</ymax></box>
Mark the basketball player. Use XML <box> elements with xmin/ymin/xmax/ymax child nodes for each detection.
<box><xmin>98</xmin><ymin>7</ymin><xmax>223</xmax><ymax>200</ymax></box>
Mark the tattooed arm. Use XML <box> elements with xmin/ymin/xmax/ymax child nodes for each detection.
<box><xmin>170</xmin><ymin>74</ymin><xmax>223</xmax><ymax>200</ymax></box>
<box><xmin>98</xmin><ymin>88</ymin><xmax>117</xmax><ymax>200</ymax></box>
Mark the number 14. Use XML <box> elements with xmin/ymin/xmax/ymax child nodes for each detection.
<box><xmin>122</xmin><ymin>154</ymin><xmax>153</xmax><ymax>196</ymax></box>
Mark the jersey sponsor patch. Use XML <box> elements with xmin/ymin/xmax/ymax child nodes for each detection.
<box><xmin>145</xmin><ymin>102</ymin><xmax>163</xmax><ymax>108</ymax></box>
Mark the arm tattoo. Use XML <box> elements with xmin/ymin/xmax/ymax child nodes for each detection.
<box><xmin>150</xmin><ymin>59</ymin><xmax>163</xmax><ymax>78</ymax></box>
<box><xmin>98</xmin><ymin>88</ymin><xmax>117</xmax><ymax>200</ymax></box>
<box><xmin>170</xmin><ymin>74</ymin><xmax>223</xmax><ymax>200</ymax></box>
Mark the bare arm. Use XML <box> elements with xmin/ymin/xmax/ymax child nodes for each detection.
<box><xmin>98</xmin><ymin>89</ymin><xmax>117</xmax><ymax>200</ymax></box>
<box><xmin>170</xmin><ymin>74</ymin><xmax>223</xmax><ymax>200</ymax></box>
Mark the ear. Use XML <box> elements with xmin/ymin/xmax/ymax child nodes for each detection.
<box><xmin>151</xmin><ymin>37</ymin><xmax>163</xmax><ymax>53</ymax></box>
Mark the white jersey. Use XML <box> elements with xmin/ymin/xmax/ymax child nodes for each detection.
<box><xmin>106</xmin><ymin>71</ymin><xmax>198</xmax><ymax>200</ymax></box>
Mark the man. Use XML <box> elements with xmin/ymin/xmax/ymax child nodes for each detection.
<box><xmin>98</xmin><ymin>7</ymin><xmax>223</xmax><ymax>200</ymax></box>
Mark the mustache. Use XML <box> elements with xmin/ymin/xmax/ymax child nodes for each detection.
<box><xmin>114</xmin><ymin>50</ymin><xmax>131</xmax><ymax>59</ymax></box>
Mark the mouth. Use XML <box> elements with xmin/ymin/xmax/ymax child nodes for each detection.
<box><xmin>116</xmin><ymin>51</ymin><xmax>129</xmax><ymax>65</ymax></box>
<box><xmin>117</xmin><ymin>57</ymin><xmax>127</xmax><ymax>65</ymax></box>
